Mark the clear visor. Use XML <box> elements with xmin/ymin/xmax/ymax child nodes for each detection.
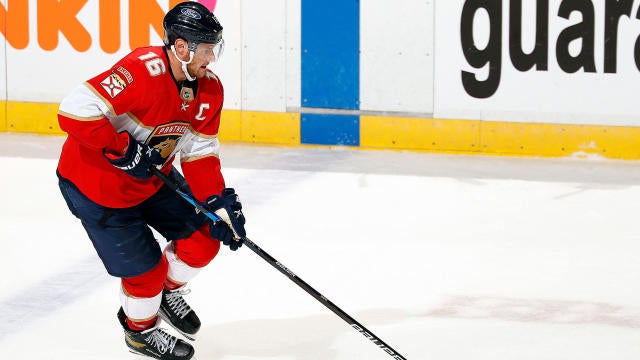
<box><xmin>195</xmin><ymin>39</ymin><xmax>225</xmax><ymax>64</ymax></box>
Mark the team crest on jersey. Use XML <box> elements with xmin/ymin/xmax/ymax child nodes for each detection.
<box><xmin>100</xmin><ymin>72</ymin><xmax>127</xmax><ymax>98</ymax></box>
<box><xmin>146</xmin><ymin>122</ymin><xmax>190</xmax><ymax>159</ymax></box>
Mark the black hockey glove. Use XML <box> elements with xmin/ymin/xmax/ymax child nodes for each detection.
<box><xmin>206</xmin><ymin>188</ymin><xmax>246</xmax><ymax>251</ymax></box>
<box><xmin>210</xmin><ymin>222</ymin><xmax>242</xmax><ymax>251</ymax></box>
<box><xmin>104</xmin><ymin>132</ymin><xmax>163</xmax><ymax>179</ymax></box>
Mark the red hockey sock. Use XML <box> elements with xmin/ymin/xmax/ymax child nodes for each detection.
<box><xmin>126</xmin><ymin>316</ymin><xmax>157</xmax><ymax>332</ymax></box>
<box><xmin>164</xmin><ymin>277</ymin><xmax>184</xmax><ymax>291</ymax></box>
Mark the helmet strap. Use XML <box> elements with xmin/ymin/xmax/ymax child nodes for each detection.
<box><xmin>170</xmin><ymin>45</ymin><xmax>196</xmax><ymax>81</ymax></box>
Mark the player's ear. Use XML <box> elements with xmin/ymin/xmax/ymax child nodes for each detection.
<box><xmin>174</xmin><ymin>38</ymin><xmax>189</xmax><ymax>57</ymax></box>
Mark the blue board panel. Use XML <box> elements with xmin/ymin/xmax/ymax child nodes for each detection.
<box><xmin>301</xmin><ymin>113</ymin><xmax>360</xmax><ymax>146</ymax></box>
<box><xmin>301</xmin><ymin>0</ymin><xmax>359</xmax><ymax>110</ymax></box>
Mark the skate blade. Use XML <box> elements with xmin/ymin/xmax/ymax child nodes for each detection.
<box><xmin>169</xmin><ymin>324</ymin><xmax>197</xmax><ymax>341</ymax></box>
<box><xmin>129</xmin><ymin>350</ymin><xmax>198</xmax><ymax>360</ymax></box>
<box><xmin>128</xmin><ymin>350</ymin><xmax>153</xmax><ymax>359</ymax></box>
<box><xmin>157</xmin><ymin>311</ymin><xmax>198</xmax><ymax>341</ymax></box>
<box><xmin>129</xmin><ymin>351</ymin><xmax>147</xmax><ymax>359</ymax></box>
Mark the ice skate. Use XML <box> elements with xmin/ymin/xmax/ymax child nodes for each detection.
<box><xmin>158</xmin><ymin>288</ymin><xmax>201</xmax><ymax>340</ymax></box>
<box><xmin>118</xmin><ymin>308</ymin><xmax>195</xmax><ymax>360</ymax></box>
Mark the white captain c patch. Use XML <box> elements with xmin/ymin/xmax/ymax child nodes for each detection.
<box><xmin>195</xmin><ymin>103</ymin><xmax>210</xmax><ymax>121</ymax></box>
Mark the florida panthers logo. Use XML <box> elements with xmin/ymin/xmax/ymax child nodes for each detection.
<box><xmin>146</xmin><ymin>122</ymin><xmax>190</xmax><ymax>160</ymax></box>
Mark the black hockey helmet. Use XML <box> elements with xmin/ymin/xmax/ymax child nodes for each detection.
<box><xmin>163</xmin><ymin>1</ymin><xmax>223</xmax><ymax>51</ymax></box>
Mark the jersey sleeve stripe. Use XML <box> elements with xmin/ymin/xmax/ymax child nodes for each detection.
<box><xmin>85</xmin><ymin>82</ymin><xmax>118</xmax><ymax>115</ymax></box>
<box><xmin>181</xmin><ymin>153</ymin><xmax>219</xmax><ymax>163</ymax></box>
<box><xmin>57</xmin><ymin>110</ymin><xmax>105</xmax><ymax>121</ymax></box>
<box><xmin>58</xmin><ymin>83</ymin><xmax>113</xmax><ymax>118</ymax></box>
<box><xmin>180</xmin><ymin>130</ymin><xmax>220</xmax><ymax>160</ymax></box>
<box><xmin>188</xmin><ymin>127</ymin><xmax>219</xmax><ymax>139</ymax></box>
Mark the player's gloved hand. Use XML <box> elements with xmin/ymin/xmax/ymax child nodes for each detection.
<box><xmin>210</xmin><ymin>221</ymin><xmax>242</xmax><ymax>250</ymax></box>
<box><xmin>104</xmin><ymin>132</ymin><xmax>163</xmax><ymax>179</ymax></box>
<box><xmin>206</xmin><ymin>188</ymin><xmax>246</xmax><ymax>251</ymax></box>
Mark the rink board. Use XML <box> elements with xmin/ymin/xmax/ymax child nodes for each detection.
<box><xmin>5</xmin><ymin>101</ymin><xmax>640</xmax><ymax>160</ymax></box>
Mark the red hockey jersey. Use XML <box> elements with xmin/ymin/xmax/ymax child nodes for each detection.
<box><xmin>57</xmin><ymin>46</ymin><xmax>225</xmax><ymax>208</ymax></box>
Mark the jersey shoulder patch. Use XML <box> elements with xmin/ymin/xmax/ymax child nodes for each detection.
<box><xmin>204</xmin><ymin>69</ymin><xmax>220</xmax><ymax>83</ymax></box>
<box><xmin>98</xmin><ymin>72</ymin><xmax>128</xmax><ymax>99</ymax></box>
<box><xmin>201</xmin><ymin>70</ymin><xmax>223</xmax><ymax>95</ymax></box>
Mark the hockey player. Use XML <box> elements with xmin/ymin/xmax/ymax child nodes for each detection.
<box><xmin>56</xmin><ymin>2</ymin><xmax>245</xmax><ymax>359</ymax></box>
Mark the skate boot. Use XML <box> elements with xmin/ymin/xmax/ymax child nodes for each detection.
<box><xmin>117</xmin><ymin>307</ymin><xmax>194</xmax><ymax>360</ymax></box>
<box><xmin>158</xmin><ymin>288</ymin><xmax>201</xmax><ymax>340</ymax></box>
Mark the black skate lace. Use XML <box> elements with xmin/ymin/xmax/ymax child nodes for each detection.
<box><xmin>144</xmin><ymin>328</ymin><xmax>177</xmax><ymax>354</ymax></box>
<box><xmin>165</xmin><ymin>289</ymin><xmax>192</xmax><ymax>319</ymax></box>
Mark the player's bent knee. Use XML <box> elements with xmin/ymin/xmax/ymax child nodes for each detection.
<box><xmin>174</xmin><ymin>225</ymin><xmax>221</xmax><ymax>268</ymax></box>
<box><xmin>121</xmin><ymin>254</ymin><xmax>169</xmax><ymax>298</ymax></box>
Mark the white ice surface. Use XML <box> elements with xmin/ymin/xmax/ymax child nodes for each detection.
<box><xmin>1</xmin><ymin>133</ymin><xmax>640</xmax><ymax>359</ymax></box>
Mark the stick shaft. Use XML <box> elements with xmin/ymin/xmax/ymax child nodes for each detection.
<box><xmin>151</xmin><ymin>167</ymin><xmax>407</xmax><ymax>359</ymax></box>
<box><xmin>242</xmin><ymin>237</ymin><xmax>407</xmax><ymax>359</ymax></box>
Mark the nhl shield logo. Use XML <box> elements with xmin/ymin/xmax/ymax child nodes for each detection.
<box><xmin>180</xmin><ymin>87</ymin><xmax>194</xmax><ymax>102</ymax></box>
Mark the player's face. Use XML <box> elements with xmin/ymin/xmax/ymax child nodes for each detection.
<box><xmin>188</xmin><ymin>41</ymin><xmax>224</xmax><ymax>78</ymax></box>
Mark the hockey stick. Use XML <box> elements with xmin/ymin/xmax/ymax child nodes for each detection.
<box><xmin>151</xmin><ymin>167</ymin><xmax>408</xmax><ymax>360</ymax></box>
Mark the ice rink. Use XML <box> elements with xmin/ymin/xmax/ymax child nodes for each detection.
<box><xmin>2</xmin><ymin>133</ymin><xmax>640</xmax><ymax>359</ymax></box>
